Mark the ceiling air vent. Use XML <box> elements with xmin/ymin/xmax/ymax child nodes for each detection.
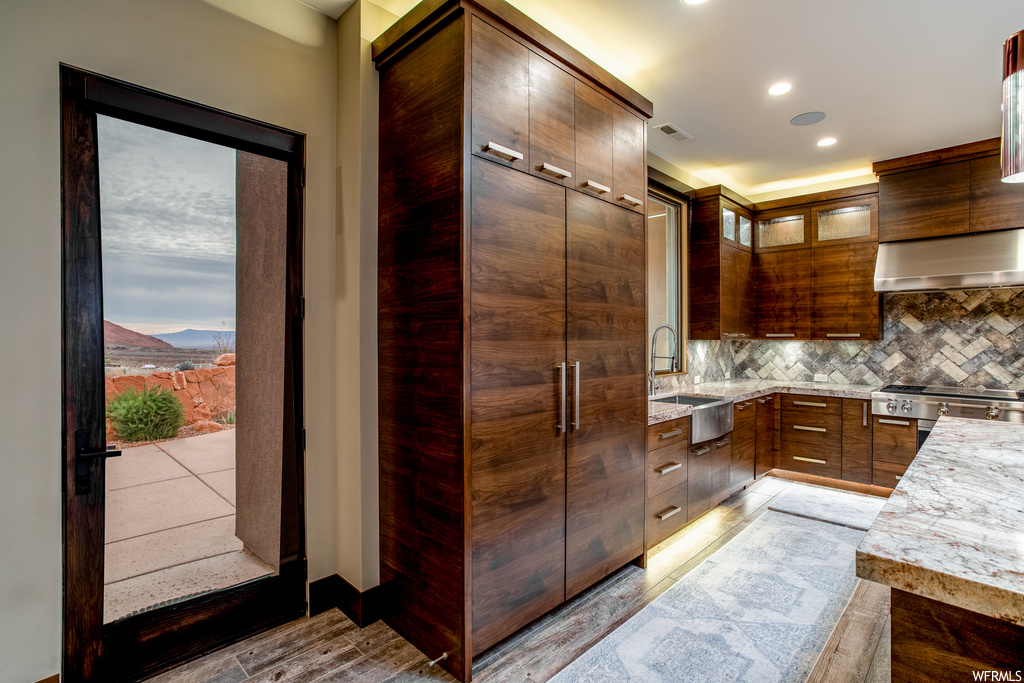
<box><xmin>654</xmin><ymin>123</ymin><xmax>693</xmax><ymax>142</ymax></box>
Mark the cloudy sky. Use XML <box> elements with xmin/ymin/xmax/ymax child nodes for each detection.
<box><xmin>97</xmin><ymin>114</ymin><xmax>236</xmax><ymax>336</ymax></box>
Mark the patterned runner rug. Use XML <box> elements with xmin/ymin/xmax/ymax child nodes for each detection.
<box><xmin>768</xmin><ymin>482</ymin><xmax>886</xmax><ymax>531</ymax></box>
<box><xmin>549</xmin><ymin>511</ymin><xmax>864</xmax><ymax>683</ymax></box>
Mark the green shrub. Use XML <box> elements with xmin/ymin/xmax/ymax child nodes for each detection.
<box><xmin>175</xmin><ymin>360</ymin><xmax>195</xmax><ymax>371</ymax></box>
<box><xmin>107</xmin><ymin>385</ymin><xmax>185</xmax><ymax>442</ymax></box>
<box><xmin>220</xmin><ymin>411</ymin><xmax>236</xmax><ymax>425</ymax></box>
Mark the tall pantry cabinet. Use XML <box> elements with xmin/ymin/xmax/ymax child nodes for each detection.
<box><xmin>373</xmin><ymin>1</ymin><xmax>653</xmax><ymax>680</ymax></box>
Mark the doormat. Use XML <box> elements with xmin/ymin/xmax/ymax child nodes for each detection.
<box><xmin>768</xmin><ymin>482</ymin><xmax>886</xmax><ymax>531</ymax></box>
<box><xmin>548</xmin><ymin>511</ymin><xmax>863</xmax><ymax>683</ymax></box>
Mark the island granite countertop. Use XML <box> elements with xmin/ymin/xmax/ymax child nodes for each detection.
<box><xmin>856</xmin><ymin>416</ymin><xmax>1024</xmax><ymax>625</ymax></box>
<box><xmin>648</xmin><ymin>379</ymin><xmax>879</xmax><ymax>425</ymax></box>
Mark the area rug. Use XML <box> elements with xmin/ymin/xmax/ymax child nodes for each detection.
<box><xmin>548</xmin><ymin>511</ymin><xmax>863</xmax><ymax>683</ymax></box>
<box><xmin>767</xmin><ymin>482</ymin><xmax>886</xmax><ymax>531</ymax></box>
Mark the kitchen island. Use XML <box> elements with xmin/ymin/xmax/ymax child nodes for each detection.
<box><xmin>856</xmin><ymin>417</ymin><xmax>1024</xmax><ymax>682</ymax></box>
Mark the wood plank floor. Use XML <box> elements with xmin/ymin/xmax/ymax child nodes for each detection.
<box><xmin>151</xmin><ymin>475</ymin><xmax>892</xmax><ymax>683</ymax></box>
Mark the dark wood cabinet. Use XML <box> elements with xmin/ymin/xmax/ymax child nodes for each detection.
<box><xmin>811</xmin><ymin>242</ymin><xmax>882</xmax><ymax>340</ymax></box>
<box><xmin>687</xmin><ymin>435</ymin><xmax>732</xmax><ymax>520</ymax></box>
<box><xmin>690</xmin><ymin>188</ymin><xmax>755</xmax><ymax>340</ymax></box>
<box><xmin>564</xmin><ymin>190</ymin><xmax>647</xmax><ymax>599</ymax></box>
<box><xmin>841</xmin><ymin>398</ymin><xmax>872</xmax><ymax>485</ymax></box>
<box><xmin>872</xmin><ymin>415</ymin><xmax>917</xmax><ymax>488</ymax></box>
<box><xmin>754</xmin><ymin>394</ymin><xmax>777</xmax><ymax>477</ymax></box>
<box><xmin>754</xmin><ymin>249</ymin><xmax>811</xmax><ymax>339</ymax></box>
<box><xmin>730</xmin><ymin>400</ymin><xmax>756</xmax><ymax>493</ymax></box>
<box><xmin>470</xmin><ymin>16</ymin><xmax>530</xmax><ymax>171</ymax></box>
<box><xmin>645</xmin><ymin>417</ymin><xmax>689</xmax><ymax>550</ymax></box>
<box><xmin>612</xmin><ymin>104</ymin><xmax>647</xmax><ymax>212</ymax></box>
<box><xmin>374</xmin><ymin>5</ymin><xmax>652</xmax><ymax>679</ymax></box>
<box><xmin>779</xmin><ymin>394</ymin><xmax>843</xmax><ymax>478</ymax></box>
<box><xmin>528</xmin><ymin>51</ymin><xmax>575</xmax><ymax>188</ymax></box>
<box><xmin>875</xmin><ymin>138</ymin><xmax>1024</xmax><ymax>242</ymax></box>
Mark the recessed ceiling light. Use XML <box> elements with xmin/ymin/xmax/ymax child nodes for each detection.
<box><xmin>682</xmin><ymin>0</ymin><xmax>708</xmax><ymax>5</ymax></box>
<box><xmin>818</xmin><ymin>137</ymin><xmax>837</xmax><ymax>147</ymax></box>
<box><xmin>790</xmin><ymin>111</ymin><xmax>826</xmax><ymax>126</ymax></box>
<box><xmin>768</xmin><ymin>82</ymin><xmax>792</xmax><ymax>96</ymax></box>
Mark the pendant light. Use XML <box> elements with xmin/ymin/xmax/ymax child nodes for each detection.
<box><xmin>1002</xmin><ymin>29</ymin><xmax>1024</xmax><ymax>183</ymax></box>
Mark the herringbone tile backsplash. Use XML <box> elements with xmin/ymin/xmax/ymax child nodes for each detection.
<box><xmin>657</xmin><ymin>289</ymin><xmax>1024</xmax><ymax>392</ymax></box>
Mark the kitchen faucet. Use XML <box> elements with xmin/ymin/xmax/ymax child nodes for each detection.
<box><xmin>649</xmin><ymin>324</ymin><xmax>678</xmax><ymax>395</ymax></box>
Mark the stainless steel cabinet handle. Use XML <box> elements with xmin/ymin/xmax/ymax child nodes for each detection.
<box><xmin>692</xmin><ymin>445</ymin><xmax>711</xmax><ymax>456</ymax></box>
<box><xmin>826</xmin><ymin>333</ymin><xmax>861</xmax><ymax>338</ymax></box>
<box><xmin>482</xmin><ymin>141</ymin><xmax>523</xmax><ymax>161</ymax></box>
<box><xmin>715</xmin><ymin>437</ymin><xmax>730</xmax><ymax>447</ymax></box>
<box><xmin>894</xmin><ymin>475</ymin><xmax>903</xmax><ymax>481</ymax></box>
<box><xmin>659</xmin><ymin>428</ymin><xmax>683</xmax><ymax>439</ymax></box>
<box><xmin>557</xmin><ymin>362</ymin><xmax>567</xmax><ymax>432</ymax></box>
<box><xmin>573</xmin><ymin>361</ymin><xmax>581</xmax><ymax>430</ymax></box>
<box><xmin>619</xmin><ymin>193</ymin><xmax>643</xmax><ymax>206</ymax></box>
<box><xmin>878</xmin><ymin>419</ymin><xmax>910</xmax><ymax>426</ymax></box>
<box><xmin>656</xmin><ymin>506</ymin><xmax>682</xmax><ymax>521</ymax></box>
<box><xmin>757</xmin><ymin>396</ymin><xmax>774</xmax><ymax>404</ymax></box>
<box><xmin>793</xmin><ymin>455</ymin><xmax>827</xmax><ymax>465</ymax></box>
<box><xmin>583</xmin><ymin>180</ymin><xmax>610</xmax><ymax>194</ymax></box>
<box><xmin>765</xmin><ymin>333</ymin><xmax>795</xmax><ymax>338</ymax></box>
<box><xmin>794</xmin><ymin>425</ymin><xmax>826</xmax><ymax>433</ymax></box>
<box><xmin>862</xmin><ymin>402</ymin><xmax>868</xmax><ymax>427</ymax></box>
<box><xmin>655</xmin><ymin>462</ymin><xmax>682</xmax><ymax>474</ymax></box>
<box><xmin>793</xmin><ymin>400</ymin><xmax>827</xmax><ymax>408</ymax></box>
<box><xmin>539</xmin><ymin>162</ymin><xmax>572</xmax><ymax>179</ymax></box>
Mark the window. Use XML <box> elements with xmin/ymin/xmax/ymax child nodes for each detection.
<box><xmin>647</xmin><ymin>189</ymin><xmax>687</xmax><ymax>376</ymax></box>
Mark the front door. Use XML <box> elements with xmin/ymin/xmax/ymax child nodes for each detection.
<box><xmin>60</xmin><ymin>65</ymin><xmax>307</xmax><ymax>682</ymax></box>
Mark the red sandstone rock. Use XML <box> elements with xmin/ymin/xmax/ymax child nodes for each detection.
<box><xmin>215</xmin><ymin>353</ymin><xmax>236</xmax><ymax>367</ymax></box>
<box><xmin>191</xmin><ymin>420</ymin><xmax>227</xmax><ymax>434</ymax></box>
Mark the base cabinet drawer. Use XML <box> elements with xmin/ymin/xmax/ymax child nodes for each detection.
<box><xmin>779</xmin><ymin>442</ymin><xmax>842</xmax><ymax>479</ymax></box>
<box><xmin>873</xmin><ymin>460</ymin><xmax>909</xmax><ymax>489</ymax></box>
<box><xmin>781</xmin><ymin>409</ymin><xmax>842</xmax><ymax>447</ymax></box>
<box><xmin>648</xmin><ymin>417</ymin><xmax>690</xmax><ymax>453</ymax></box>
<box><xmin>780</xmin><ymin>393</ymin><xmax>843</xmax><ymax>415</ymax></box>
<box><xmin>646</xmin><ymin>483</ymin><xmax>688</xmax><ymax>548</ymax></box>
<box><xmin>873</xmin><ymin>416</ymin><xmax>917</xmax><ymax>466</ymax></box>
<box><xmin>648</xmin><ymin>448</ymin><xmax>688</xmax><ymax>498</ymax></box>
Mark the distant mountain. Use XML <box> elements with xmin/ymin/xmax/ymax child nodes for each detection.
<box><xmin>104</xmin><ymin>320</ymin><xmax>175</xmax><ymax>349</ymax></box>
<box><xmin>153</xmin><ymin>328</ymin><xmax>235</xmax><ymax>350</ymax></box>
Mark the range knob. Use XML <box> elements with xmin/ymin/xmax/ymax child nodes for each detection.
<box><xmin>986</xmin><ymin>407</ymin><xmax>999</xmax><ymax>420</ymax></box>
<box><xmin>937</xmin><ymin>402</ymin><xmax>950</xmax><ymax>417</ymax></box>
<box><xmin>886</xmin><ymin>400</ymin><xmax>897</xmax><ymax>414</ymax></box>
<box><xmin>900</xmin><ymin>400</ymin><xmax>913</xmax><ymax>414</ymax></box>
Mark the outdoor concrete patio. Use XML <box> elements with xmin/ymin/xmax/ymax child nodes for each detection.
<box><xmin>103</xmin><ymin>429</ymin><xmax>273</xmax><ymax>623</ymax></box>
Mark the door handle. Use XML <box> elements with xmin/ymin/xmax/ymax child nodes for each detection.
<box><xmin>75</xmin><ymin>428</ymin><xmax>122</xmax><ymax>495</ymax></box>
<box><xmin>557</xmin><ymin>362</ymin><xmax>567</xmax><ymax>433</ymax></box>
<box><xmin>572</xmin><ymin>361</ymin><xmax>581</xmax><ymax>430</ymax></box>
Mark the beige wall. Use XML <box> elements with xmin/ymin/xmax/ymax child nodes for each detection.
<box><xmin>0</xmin><ymin>1</ymin><xmax>338</xmax><ymax>680</ymax></box>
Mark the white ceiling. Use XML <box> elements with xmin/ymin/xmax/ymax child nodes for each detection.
<box><xmin>304</xmin><ymin>0</ymin><xmax>1024</xmax><ymax>200</ymax></box>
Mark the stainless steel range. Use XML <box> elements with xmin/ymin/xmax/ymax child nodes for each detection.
<box><xmin>871</xmin><ymin>384</ymin><xmax>1024</xmax><ymax>450</ymax></box>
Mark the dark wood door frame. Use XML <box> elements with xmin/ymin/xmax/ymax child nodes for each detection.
<box><xmin>60</xmin><ymin>64</ymin><xmax>307</xmax><ymax>682</ymax></box>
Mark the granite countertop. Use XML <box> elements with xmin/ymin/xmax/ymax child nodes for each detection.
<box><xmin>648</xmin><ymin>379</ymin><xmax>879</xmax><ymax>425</ymax></box>
<box><xmin>856</xmin><ymin>417</ymin><xmax>1024</xmax><ymax>625</ymax></box>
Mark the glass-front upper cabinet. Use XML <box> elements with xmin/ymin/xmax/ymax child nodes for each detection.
<box><xmin>647</xmin><ymin>190</ymin><xmax>687</xmax><ymax>376</ymax></box>
<box><xmin>754</xmin><ymin>207</ymin><xmax>811</xmax><ymax>252</ymax></box>
<box><xmin>721</xmin><ymin>200</ymin><xmax>753</xmax><ymax>252</ymax></box>
<box><xmin>810</xmin><ymin>196</ymin><xmax>878</xmax><ymax>246</ymax></box>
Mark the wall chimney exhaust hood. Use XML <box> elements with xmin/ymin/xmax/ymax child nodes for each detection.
<box><xmin>874</xmin><ymin>228</ymin><xmax>1024</xmax><ymax>292</ymax></box>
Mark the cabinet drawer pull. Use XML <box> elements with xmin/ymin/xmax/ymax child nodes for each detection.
<box><xmin>793</xmin><ymin>455</ymin><xmax>827</xmax><ymax>465</ymax></box>
<box><xmin>659</xmin><ymin>428</ymin><xmax>683</xmax><ymax>439</ymax></box>
<box><xmin>557</xmin><ymin>362</ymin><xmax>567</xmax><ymax>432</ymax></box>
<box><xmin>573</xmin><ymin>361</ymin><xmax>581</xmax><ymax>430</ymax></box>
<box><xmin>619</xmin><ymin>193</ymin><xmax>643</xmax><ymax>206</ymax></box>
<box><xmin>862</xmin><ymin>402</ymin><xmax>868</xmax><ymax>427</ymax></box>
<box><xmin>826</xmin><ymin>333</ymin><xmax>861</xmax><ymax>338</ymax></box>
<box><xmin>878</xmin><ymin>419</ymin><xmax>910</xmax><ymax>426</ymax></box>
<box><xmin>715</xmin><ymin>437</ymin><xmax>730</xmax><ymax>447</ymax></box>
<box><xmin>655</xmin><ymin>462</ymin><xmax>682</xmax><ymax>475</ymax></box>
<box><xmin>765</xmin><ymin>333</ymin><xmax>795</xmax><ymax>338</ymax></box>
<box><xmin>793</xmin><ymin>400</ymin><xmax>827</xmax><ymax>408</ymax></box>
<box><xmin>793</xmin><ymin>425</ymin><xmax>826</xmax><ymax>433</ymax></box>
<box><xmin>894</xmin><ymin>475</ymin><xmax>903</xmax><ymax>481</ymax></box>
<box><xmin>539</xmin><ymin>162</ymin><xmax>572</xmax><ymax>179</ymax></box>
<box><xmin>583</xmin><ymin>180</ymin><xmax>611</xmax><ymax>194</ymax></box>
<box><xmin>656</xmin><ymin>506</ymin><xmax>682</xmax><ymax>521</ymax></box>
<box><xmin>692</xmin><ymin>445</ymin><xmax>711</xmax><ymax>456</ymax></box>
<box><xmin>482</xmin><ymin>141</ymin><xmax>523</xmax><ymax>161</ymax></box>
<box><xmin>757</xmin><ymin>396</ymin><xmax>774</xmax><ymax>404</ymax></box>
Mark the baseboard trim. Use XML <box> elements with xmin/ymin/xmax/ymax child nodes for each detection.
<box><xmin>766</xmin><ymin>470</ymin><xmax>894</xmax><ymax>498</ymax></box>
<box><xmin>309</xmin><ymin>574</ymin><xmax>383</xmax><ymax>627</ymax></box>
